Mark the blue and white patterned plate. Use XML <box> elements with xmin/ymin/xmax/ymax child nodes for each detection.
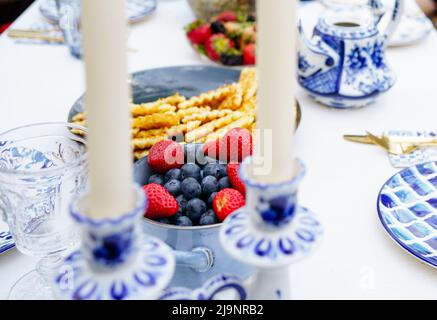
<box><xmin>40</xmin><ymin>0</ymin><xmax>157</xmax><ymax>24</ymax></box>
<box><xmin>377</xmin><ymin>161</ymin><xmax>437</xmax><ymax>268</ymax></box>
<box><xmin>0</xmin><ymin>221</ymin><xmax>14</xmax><ymax>255</ymax></box>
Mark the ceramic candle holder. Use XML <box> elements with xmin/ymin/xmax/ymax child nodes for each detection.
<box><xmin>219</xmin><ymin>158</ymin><xmax>323</xmax><ymax>300</ymax></box>
<box><xmin>53</xmin><ymin>184</ymin><xmax>175</xmax><ymax>300</ymax></box>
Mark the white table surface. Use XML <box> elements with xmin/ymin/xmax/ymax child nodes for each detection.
<box><xmin>0</xmin><ymin>0</ymin><xmax>436</xmax><ymax>300</ymax></box>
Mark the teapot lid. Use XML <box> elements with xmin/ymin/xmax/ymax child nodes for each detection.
<box><xmin>316</xmin><ymin>7</ymin><xmax>378</xmax><ymax>39</ymax></box>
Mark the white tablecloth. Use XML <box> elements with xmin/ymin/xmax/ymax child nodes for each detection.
<box><xmin>0</xmin><ymin>0</ymin><xmax>436</xmax><ymax>299</ymax></box>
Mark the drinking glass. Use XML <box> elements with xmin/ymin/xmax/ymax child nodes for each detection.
<box><xmin>0</xmin><ymin>123</ymin><xmax>88</xmax><ymax>299</ymax></box>
<box><xmin>55</xmin><ymin>0</ymin><xmax>82</xmax><ymax>58</ymax></box>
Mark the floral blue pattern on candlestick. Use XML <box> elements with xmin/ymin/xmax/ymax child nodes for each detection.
<box><xmin>220</xmin><ymin>158</ymin><xmax>323</xmax><ymax>268</ymax></box>
<box><xmin>297</xmin><ymin>0</ymin><xmax>403</xmax><ymax>108</ymax></box>
<box><xmin>53</xmin><ymin>185</ymin><xmax>175</xmax><ymax>300</ymax></box>
<box><xmin>378</xmin><ymin>161</ymin><xmax>437</xmax><ymax>268</ymax></box>
<box><xmin>220</xmin><ymin>207</ymin><xmax>322</xmax><ymax>267</ymax></box>
<box><xmin>159</xmin><ymin>274</ymin><xmax>246</xmax><ymax>300</ymax></box>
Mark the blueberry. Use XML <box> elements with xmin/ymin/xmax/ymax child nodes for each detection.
<box><xmin>181</xmin><ymin>163</ymin><xmax>202</xmax><ymax>181</ymax></box>
<box><xmin>176</xmin><ymin>194</ymin><xmax>188</xmax><ymax>212</ymax></box>
<box><xmin>175</xmin><ymin>216</ymin><xmax>193</xmax><ymax>227</ymax></box>
<box><xmin>201</xmin><ymin>176</ymin><xmax>219</xmax><ymax>196</ymax></box>
<box><xmin>218</xmin><ymin>177</ymin><xmax>231</xmax><ymax>190</ymax></box>
<box><xmin>218</xmin><ymin>164</ymin><xmax>227</xmax><ymax>178</ymax></box>
<box><xmin>186</xmin><ymin>198</ymin><xmax>207</xmax><ymax>222</ymax></box>
<box><xmin>203</xmin><ymin>209</ymin><xmax>217</xmax><ymax>218</ymax></box>
<box><xmin>164</xmin><ymin>179</ymin><xmax>181</xmax><ymax>196</ymax></box>
<box><xmin>211</xmin><ymin>21</ymin><xmax>225</xmax><ymax>34</ymax></box>
<box><xmin>171</xmin><ymin>212</ymin><xmax>183</xmax><ymax>224</ymax></box>
<box><xmin>181</xmin><ymin>177</ymin><xmax>202</xmax><ymax>199</ymax></box>
<box><xmin>157</xmin><ymin>218</ymin><xmax>171</xmax><ymax>225</ymax></box>
<box><xmin>148</xmin><ymin>174</ymin><xmax>164</xmax><ymax>185</ymax></box>
<box><xmin>199</xmin><ymin>214</ymin><xmax>218</xmax><ymax>226</ymax></box>
<box><xmin>220</xmin><ymin>53</ymin><xmax>243</xmax><ymax>66</ymax></box>
<box><xmin>165</xmin><ymin>168</ymin><xmax>181</xmax><ymax>182</ymax></box>
<box><xmin>203</xmin><ymin>163</ymin><xmax>222</xmax><ymax>179</ymax></box>
<box><xmin>207</xmin><ymin>192</ymin><xmax>217</xmax><ymax>208</ymax></box>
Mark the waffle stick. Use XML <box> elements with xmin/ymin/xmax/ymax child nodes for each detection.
<box><xmin>181</xmin><ymin>109</ymin><xmax>233</xmax><ymax>124</ymax></box>
<box><xmin>202</xmin><ymin>114</ymin><xmax>255</xmax><ymax>142</ymax></box>
<box><xmin>177</xmin><ymin>84</ymin><xmax>236</xmax><ymax>109</ymax></box>
<box><xmin>132</xmin><ymin>113</ymin><xmax>180</xmax><ymax>130</ymax></box>
<box><xmin>185</xmin><ymin>111</ymin><xmax>243</xmax><ymax>143</ymax></box>
<box><xmin>238</xmin><ymin>68</ymin><xmax>257</xmax><ymax>102</ymax></box>
<box><xmin>177</xmin><ymin>106</ymin><xmax>211</xmax><ymax>118</ymax></box>
<box><xmin>217</xmin><ymin>84</ymin><xmax>243</xmax><ymax>110</ymax></box>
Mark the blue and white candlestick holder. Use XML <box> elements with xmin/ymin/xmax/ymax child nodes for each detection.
<box><xmin>219</xmin><ymin>158</ymin><xmax>323</xmax><ymax>300</ymax></box>
<box><xmin>53</xmin><ymin>184</ymin><xmax>175</xmax><ymax>300</ymax></box>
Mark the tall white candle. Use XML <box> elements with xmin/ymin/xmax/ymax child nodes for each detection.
<box><xmin>254</xmin><ymin>0</ymin><xmax>297</xmax><ymax>183</ymax></box>
<box><xmin>82</xmin><ymin>0</ymin><xmax>133</xmax><ymax>218</ymax></box>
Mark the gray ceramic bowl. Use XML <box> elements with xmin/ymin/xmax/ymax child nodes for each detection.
<box><xmin>133</xmin><ymin>143</ymin><xmax>254</xmax><ymax>289</ymax></box>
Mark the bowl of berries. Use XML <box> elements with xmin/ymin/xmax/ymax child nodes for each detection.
<box><xmin>134</xmin><ymin>128</ymin><xmax>255</xmax><ymax>288</ymax></box>
<box><xmin>185</xmin><ymin>11</ymin><xmax>256</xmax><ymax>67</ymax></box>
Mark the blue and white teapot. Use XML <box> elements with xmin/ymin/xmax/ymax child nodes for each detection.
<box><xmin>298</xmin><ymin>0</ymin><xmax>404</xmax><ymax>109</ymax></box>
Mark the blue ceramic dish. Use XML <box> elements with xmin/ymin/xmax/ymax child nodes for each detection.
<box><xmin>133</xmin><ymin>144</ymin><xmax>254</xmax><ymax>289</ymax></box>
<box><xmin>0</xmin><ymin>228</ymin><xmax>14</xmax><ymax>255</ymax></box>
<box><xmin>69</xmin><ymin>65</ymin><xmax>301</xmax><ymax>128</ymax></box>
<box><xmin>377</xmin><ymin>161</ymin><xmax>437</xmax><ymax>268</ymax></box>
<box><xmin>40</xmin><ymin>0</ymin><xmax>157</xmax><ymax>24</ymax></box>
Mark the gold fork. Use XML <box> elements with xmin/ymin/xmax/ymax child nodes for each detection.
<box><xmin>365</xmin><ymin>132</ymin><xmax>437</xmax><ymax>155</ymax></box>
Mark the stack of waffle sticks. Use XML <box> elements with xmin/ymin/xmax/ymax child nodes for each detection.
<box><xmin>71</xmin><ymin>68</ymin><xmax>257</xmax><ymax>160</ymax></box>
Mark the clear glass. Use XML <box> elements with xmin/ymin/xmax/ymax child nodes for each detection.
<box><xmin>0</xmin><ymin>122</ymin><xmax>88</xmax><ymax>300</ymax></box>
<box><xmin>56</xmin><ymin>0</ymin><xmax>82</xmax><ymax>59</ymax></box>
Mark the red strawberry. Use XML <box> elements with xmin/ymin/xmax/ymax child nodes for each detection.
<box><xmin>213</xmin><ymin>188</ymin><xmax>245</xmax><ymax>221</ymax></box>
<box><xmin>227</xmin><ymin>163</ymin><xmax>246</xmax><ymax>195</ymax></box>
<box><xmin>224</xmin><ymin>128</ymin><xmax>253</xmax><ymax>163</ymax></box>
<box><xmin>216</xmin><ymin>11</ymin><xmax>238</xmax><ymax>22</ymax></box>
<box><xmin>203</xmin><ymin>138</ymin><xmax>221</xmax><ymax>159</ymax></box>
<box><xmin>203</xmin><ymin>128</ymin><xmax>253</xmax><ymax>163</ymax></box>
<box><xmin>187</xmin><ymin>23</ymin><xmax>212</xmax><ymax>45</ymax></box>
<box><xmin>243</xmin><ymin>43</ymin><xmax>255</xmax><ymax>65</ymax></box>
<box><xmin>205</xmin><ymin>34</ymin><xmax>234</xmax><ymax>61</ymax></box>
<box><xmin>143</xmin><ymin>184</ymin><xmax>179</xmax><ymax>219</ymax></box>
<box><xmin>147</xmin><ymin>140</ymin><xmax>184</xmax><ymax>173</ymax></box>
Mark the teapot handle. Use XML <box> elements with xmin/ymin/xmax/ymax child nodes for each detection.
<box><xmin>379</xmin><ymin>0</ymin><xmax>405</xmax><ymax>45</ymax></box>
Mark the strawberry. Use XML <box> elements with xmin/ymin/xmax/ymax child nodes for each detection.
<box><xmin>203</xmin><ymin>128</ymin><xmax>253</xmax><ymax>163</ymax></box>
<box><xmin>243</xmin><ymin>43</ymin><xmax>255</xmax><ymax>65</ymax></box>
<box><xmin>143</xmin><ymin>184</ymin><xmax>179</xmax><ymax>219</ymax></box>
<box><xmin>203</xmin><ymin>138</ymin><xmax>221</xmax><ymax>159</ymax></box>
<box><xmin>205</xmin><ymin>34</ymin><xmax>234</xmax><ymax>61</ymax></box>
<box><xmin>227</xmin><ymin>163</ymin><xmax>246</xmax><ymax>195</ymax></box>
<box><xmin>224</xmin><ymin>128</ymin><xmax>253</xmax><ymax>163</ymax></box>
<box><xmin>186</xmin><ymin>23</ymin><xmax>212</xmax><ymax>45</ymax></box>
<box><xmin>213</xmin><ymin>188</ymin><xmax>245</xmax><ymax>221</ymax></box>
<box><xmin>216</xmin><ymin>11</ymin><xmax>238</xmax><ymax>22</ymax></box>
<box><xmin>147</xmin><ymin>140</ymin><xmax>184</xmax><ymax>173</ymax></box>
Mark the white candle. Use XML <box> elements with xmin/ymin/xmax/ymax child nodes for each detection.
<box><xmin>254</xmin><ymin>0</ymin><xmax>297</xmax><ymax>183</ymax></box>
<box><xmin>82</xmin><ymin>0</ymin><xmax>133</xmax><ymax>218</ymax></box>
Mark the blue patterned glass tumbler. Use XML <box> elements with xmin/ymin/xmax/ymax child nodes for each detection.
<box><xmin>219</xmin><ymin>158</ymin><xmax>323</xmax><ymax>299</ymax></box>
<box><xmin>54</xmin><ymin>185</ymin><xmax>176</xmax><ymax>300</ymax></box>
<box><xmin>0</xmin><ymin>123</ymin><xmax>88</xmax><ymax>300</ymax></box>
<box><xmin>55</xmin><ymin>0</ymin><xmax>82</xmax><ymax>59</ymax></box>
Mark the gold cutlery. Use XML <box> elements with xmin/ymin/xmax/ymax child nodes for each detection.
<box><xmin>7</xmin><ymin>29</ymin><xmax>64</xmax><ymax>43</ymax></box>
<box><xmin>344</xmin><ymin>132</ymin><xmax>437</xmax><ymax>155</ymax></box>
